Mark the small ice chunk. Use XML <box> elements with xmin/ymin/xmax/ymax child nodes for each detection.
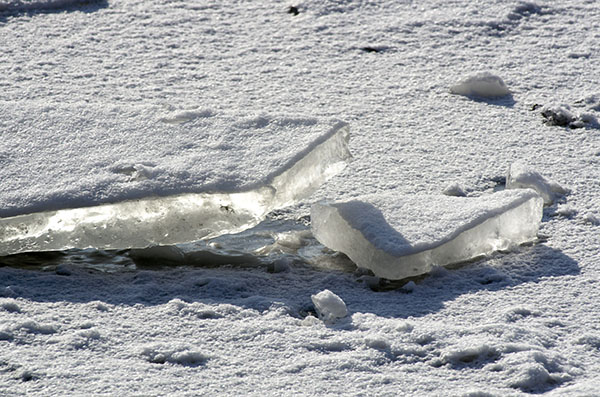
<box><xmin>506</xmin><ymin>162</ymin><xmax>569</xmax><ymax>205</ymax></box>
<box><xmin>450</xmin><ymin>72</ymin><xmax>510</xmax><ymax>98</ymax></box>
<box><xmin>311</xmin><ymin>289</ymin><xmax>348</xmax><ymax>323</ymax></box>
<box><xmin>442</xmin><ymin>183</ymin><xmax>467</xmax><ymax>197</ymax></box>
<box><xmin>311</xmin><ymin>189</ymin><xmax>543</xmax><ymax>280</ymax></box>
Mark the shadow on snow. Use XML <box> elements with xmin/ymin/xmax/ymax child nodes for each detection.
<box><xmin>0</xmin><ymin>240</ymin><xmax>579</xmax><ymax>321</ymax></box>
<box><xmin>0</xmin><ymin>0</ymin><xmax>108</xmax><ymax>23</ymax></box>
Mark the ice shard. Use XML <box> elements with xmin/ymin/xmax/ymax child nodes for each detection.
<box><xmin>0</xmin><ymin>122</ymin><xmax>351</xmax><ymax>256</ymax></box>
<box><xmin>311</xmin><ymin>189</ymin><xmax>543</xmax><ymax>280</ymax></box>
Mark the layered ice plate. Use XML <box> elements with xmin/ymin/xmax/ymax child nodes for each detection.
<box><xmin>311</xmin><ymin>189</ymin><xmax>543</xmax><ymax>280</ymax></box>
<box><xmin>0</xmin><ymin>102</ymin><xmax>351</xmax><ymax>255</ymax></box>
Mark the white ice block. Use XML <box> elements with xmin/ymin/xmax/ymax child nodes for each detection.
<box><xmin>311</xmin><ymin>189</ymin><xmax>543</xmax><ymax>280</ymax></box>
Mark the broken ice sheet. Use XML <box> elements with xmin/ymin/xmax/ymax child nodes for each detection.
<box><xmin>311</xmin><ymin>189</ymin><xmax>543</xmax><ymax>280</ymax></box>
<box><xmin>0</xmin><ymin>103</ymin><xmax>351</xmax><ymax>255</ymax></box>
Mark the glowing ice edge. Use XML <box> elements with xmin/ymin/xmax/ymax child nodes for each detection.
<box><xmin>0</xmin><ymin>123</ymin><xmax>351</xmax><ymax>256</ymax></box>
<box><xmin>311</xmin><ymin>189</ymin><xmax>543</xmax><ymax>280</ymax></box>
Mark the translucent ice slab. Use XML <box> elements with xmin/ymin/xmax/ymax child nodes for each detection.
<box><xmin>311</xmin><ymin>190</ymin><xmax>543</xmax><ymax>280</ymax></box>
<box><xmin>0</xmin><ymin>119</ymin><xmax>350</xmax><ymax>256</ymax></box>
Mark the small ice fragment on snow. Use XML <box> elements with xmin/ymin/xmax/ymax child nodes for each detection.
<box><xmin>506</xmin><ymin>162</ymin><xmax>569</xmax><ymax>205</ymax></box>
<box><xmin>311</xmin><ymin>289</ymin><xmax>347</xmax><ymax>323</ymax></box>
<box><xmin>450</xmin><ymin>72</ymin><xmax>510</xmax><ymax>98</ymax></box>
<box><xmin>311</xmin><ymin>189</ymin><xmax>543</xmax><ymax>280</ymax></box>
<box><xmin>442</xmin><ymin>183</ymin><xmax>467</xmax><ymax>197</ymax></box>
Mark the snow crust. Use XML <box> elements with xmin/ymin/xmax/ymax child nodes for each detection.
<box><xmin>1</xmin><ymin>0</ymin><xmax>600</xmax><ymax>395</ymax></box>
<box><xmin>506</xmin><ymin>162</ymin><xmax>569</xmax><ymax>205</ymax></box>
<box><xmin>312</xmin><ymin>190</ymin><xmax>543</xmax><ymax>280</ymax></box>
<box><xmin>450</xmin><ymin>72</ymin><xmax>510</xmax><ymax>98</ymax></box>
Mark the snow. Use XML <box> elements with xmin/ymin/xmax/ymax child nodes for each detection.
<box><xmin>311</xmin><ymin>190</ymin><xmax>543</xmax><ymax>280</ymax></box>
<box><xmin>506</xmin><ymin>162</ymin><xmax>569</xmax><ymax>205</ymax></box>
<box><xmin>0</xmin><ymin>104</ymin><xmax>348</xmax><ymax>218</ymax></box>
<box><xmin>310</xmin><ymin>289</ymin><xmax>348</xmax><ymax>324</ymax></box>
<box><xmin>450</xmin><ymin>72</ymin><xmax>511</xmax><ymax>98</ymax></box>
<box><xmin>1</xmin><ymin>0</ymin><xmax>600</xmax><ymax>395</ymax></box>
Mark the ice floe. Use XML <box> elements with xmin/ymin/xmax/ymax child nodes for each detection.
<box><xmin>311</xmin><ymin>189</ymin><xmax>543</xmax><ymax>280</ymax></box>
<box><xmin>0</xmin><ymin>107</ymin><xmax>351</xmax><ymax>255</ymax></box>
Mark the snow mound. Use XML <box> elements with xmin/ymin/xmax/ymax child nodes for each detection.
<box><xmin>0</xmin><ymin>0</ymin><xmax>99</xmax><ymax>12</ymax></box>
<box><xmin>450</xmin><ymin>72</ymin><xmax>510</xmax><ymax>98</ymax></box>
<box><xmin>506</xmin><ymin>162</ymin><xmax>569</xmax><ymax>205</ymax></box>
<box><xmin>311</xmin><ymin>289</ymin><xmax>348</xmax><ymax>324</ymax></box>
<box><xmin>311</xmin><ymin>189</ymin><xmax>543</xmax><ymax>280</ymax></box>
<box><xmin>0</xmin><ymin>110</ymin><xmax>351</xmax><ymax>255</ymax></box>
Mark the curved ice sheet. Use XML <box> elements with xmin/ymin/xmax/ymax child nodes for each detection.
<box><xmin>0</xmin><ymin>122</ymin><xmax>351</xmax><ymax>256</ymax></box>
<box><xmin>311</xmin><ymin>189</ymin><xmax>543</xmax><ymax>280</ymax></box>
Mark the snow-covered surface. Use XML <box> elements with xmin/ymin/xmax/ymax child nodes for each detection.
<box><xmin>1</xmin><ymin>0</ymin><xmax>600</xmax><ymax>395</ymax></box>
<box><xmin>450</xmin><ymin>72</ymin><xmax>511</xmax><ymax>98</ymax></box>
<box><xmin>311</xmin><ymin>190</ymin><xmax>543</xmax><ymax>280</ymax></box>
<box><xmin>507</xmin><ymin>162</ymin><xmax>569</xmax><ymax>205</ymax></box>
<box><xmin>0</xmin><ymin>102</ymin><xmax>347</xmax><ymax>218</ymax></box>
